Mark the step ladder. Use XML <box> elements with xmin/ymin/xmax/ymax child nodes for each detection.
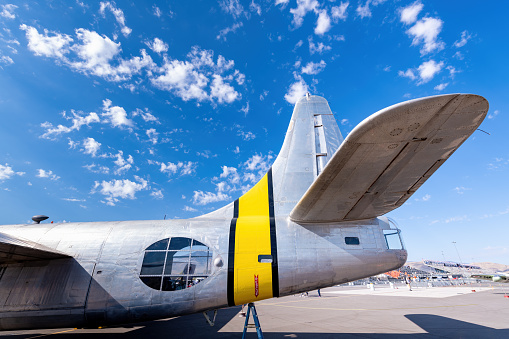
<box><xmin>242</xmin><ymin>302</ymin><xmax>264</xmax><ymax>339</ymax></box>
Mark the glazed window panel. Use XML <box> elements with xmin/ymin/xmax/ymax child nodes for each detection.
<box><xmin>169</xmin><ymin>237</ymin><xmax>192</xmax><ymax>251</ymax></box>
<box><xmin>140</xmin><ymin>251</ymin><xmax>166</xmax><ymax>275</ymax></box>
<box><xmin>140</xmin><ymin>237</ymin><xmax>213</xmax><ymax>291</ymax></box>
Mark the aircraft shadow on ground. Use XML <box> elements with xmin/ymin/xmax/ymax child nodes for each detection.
<box><xmin>2</xmin><ymin>310</ymin><xmax>508</xmax><ymax>338</ymax></box>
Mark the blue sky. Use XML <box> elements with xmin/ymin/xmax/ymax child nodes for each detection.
<box><xmin>0</xmin><ymin>1</ymin><xmax>507</xmax><ymax>264</ymax></box>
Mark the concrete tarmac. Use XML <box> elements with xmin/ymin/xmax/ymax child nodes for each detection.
<box><xmin>1</xmin><ymin>284</ymin><xmax>508</xmax><ymax>338</ymax></box>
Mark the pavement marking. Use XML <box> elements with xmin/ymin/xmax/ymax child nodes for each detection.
<box><xmin>26</xmin><ymin>329</ymin><xmax>76</xmax><ymax>339</ymax></box>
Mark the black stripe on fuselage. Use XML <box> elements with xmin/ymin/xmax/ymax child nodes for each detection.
<box><xmin>267</xmin><ymin>168</ymin><xmax>280</xmax><ymax>298</ymax></box>
<box><xmin>227</xmin><ymin>199</ymin><xmax>239</xmax><ymax>307</ymax></box>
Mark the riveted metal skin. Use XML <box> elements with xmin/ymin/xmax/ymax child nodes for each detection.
<box><xmin>0</xmin><ymin>94</ymin><xmax>488</xmax><ymax>330</ymax></box>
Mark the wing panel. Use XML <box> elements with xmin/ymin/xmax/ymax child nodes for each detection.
<box><xmin>290</xmin><ymin>94</ymin><xmax>489</xmax><ymax>223</ymax></box>
<box><xmin>0</xmin><ymin>233</ymin><xmax>69</xmax><ymax>264</ymax></box>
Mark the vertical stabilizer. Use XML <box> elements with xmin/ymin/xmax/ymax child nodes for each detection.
<box><xmin>271</xmin><ymin>95</ymin><xmax>343</xmax><ymax>216</ymax></box>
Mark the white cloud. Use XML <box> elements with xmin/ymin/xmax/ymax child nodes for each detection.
<box><xmin>398</xmin><ymin>65</ymin><xmax>418</xmax><ymax>83</ymax></box>
<box><xmin>406</xmin><ymin>17</ymin><xmax>445</xmax><ymax>55</ymax></box>
<box><xmin>1</xmin><ymin>4</ymin><xmax>18</xmax><ymax>19</ymax></box>
<box><xmin>400</xmin><ymin>2</ymin><xmax>423</xmax><ymax>25</ymax></box>
<box><xmin>275</xmin><ymin>0</ymin><xmax>289</xmax><ymax>5</ymax></box>
<box><xmin>99</xmin><ymin>2</ymin><xmax>132</xmax><ymax>37</ymax></box>
<box><xmin>250</xmin><ymin>1</ymin><xmax>261</xmax><ymax>15</ymax></box>
<box><xmin>20</xmin><ymin>24</ymin><xmax>73</xmax><ymax>59</ymax></box>
<box><xmin>0</xmin><ymin>55</ymin><xmax>14</xmax><ymax>65</ymax></box>
<box><xmin>146</xmin><ymin>38</ymin><xmax>168</xmax><ymax>54</ymax></box>
<box><xmin>454</xmin><ymin>186</ymin><xmax>471</xmax><ymax>194</ymax></box>
<box><xmin>415</xmin><ymin>193</ymin><xmax>430</xmax><ymax>202</ymax></box>
<box><xmin>417</xmin><ymin>60</ymin><xmax>443</xmax><ymax>84</ymax></box>
<box><xmin>36</xmin><ymin>169</ymin><xmax>60</xmax><ymax>181</ymax></box>
<box><xmin>356</xmin><ymin>1</ymin><xmax>371</xmax><ymax>18</ymax></box>
<box><xmin>151</xmin><ymin>47</ymin><xmax>242</xmax><ymax>104</ymax></box>
<box><xmin>290</xmin><ymin>0</ymin><xmax>319</xmax><ymax>28</ymax></box>
<box><xmin>210</xmin><ymin>74</ymin><xmax>240</xmax><ymax>103</ymax></box>
<box><xmin>301</xmin><ymin>60</ymin><xmax>326</xmax><ymax>75</ymax></box>
<box><xmin>101</xmin><ymin>99</ymin><xmax>134</xmax><ymax>128</ymax></box>
<box><xmin>84</xmin><ymin>163</ymin><xmax>110</xmax><ymax>174</ymax></box>
<box><xmin>113</xmin><ymin>150</ymin><xmax>134</xmax><ymax>175</ymax></box>
<box><xmin>41</xmin><ymin>109</ymin><xmax>100</xmax><ymax>139</ymax></box>
<box><xmin>219</xmin><ymin>0</ymin><xmax>246</xmax><ymax>19</ymax></box>
<box><xmin>308</xmin><ymin>37</ymin><xmax>331</xmax><ymax>55</ymax></box>
<box><xmin>234</xmin><ymin>146</ymin><xmax>240</xmax><ymax>154</ymax></box>
<box><xmin>216</xmin><ymin>22</ymin><xmax>244</xmax><ymax>41</ymax></box>
<box><xmin>398</xmin><ymin>60</ymin><xmax>443</xmax><ymax>84</ymax></box>
<box><xmin>151</xmin><ymin>189</ymin><xmax>164</xmax><ymax>199</ymax></box>
<box><xmin>340</xmin><ymin>119</ymin><xmax>349</xmax><ymax>125</ymax></box>
<box><xmin>92</xmin><ymin>176</ymin><xmax>148</xmax><ymax>206</ymax></box>
<box><xmin>62</xmin><ymin>198</ymin><xmax>85</xmax><ymax>202</ymax></box>
<box><xmin>132</xmin><ymin>108</ymin><xmax>160</xmax><ymax>123</ymax></box>
<box><xmin>0</xmin><ymin>163</ymin><xmax>24</xmax><ymax>181</ymax></box>
<box><xmin>153</xmin><ymin>5</ymin><xmax>162</xmax><ymax>17</ymax></box>
<box><xmin>183</xmin><ymin>205</ymin><xmax>198</xmax><ymax>212</ymax></box>
<box><xmin>454</xmin><ymin>30</ymin><xmax>471</xmax><ymax>48</ymax></box>
<box><xmin>331</xmin><ymin>2</ymin><xmax>349</xmax><ymax>21</ymax></box>
<box><xmin>285</xmin><ymin>77</ymin><xmax>308</xmax><ymax>104</ymax></box>
<box><xmin>487</xmin><ymin>110</ymin><xmax>499</xmax><ymax>120</ymax></box>
<box><xmin>192</xmin><ymin>190</ymin><xmax>230</xmax><ymax>205</ymax></box>
<box><xmin>160</xmin><ymin>161</ymin><xmax>197</xmax><ymax>176</ymax></box>
<box><xmin>315</xmin><ymin>10</ymin><xmax>331</xmax><ymax>35</ymax></box>
<box><xmin>82</xmin><ymin>137</ymin><xmax>101</xmax><ymax>157</ymax></box>
<box><xmin>146</xmin><ymin>128</ymin><xmax>159</xmax><ymax>144</ymax></box>
<box><xmin>244</xmin><ymin>153</ymin><xmax>273</xmax><ymax>173</ymax></box>
<box><xmin>434</xmin><ymin>83</ymin><xmax>448</xmax><ymax>91</ymax></box>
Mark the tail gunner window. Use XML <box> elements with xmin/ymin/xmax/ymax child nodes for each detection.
<box><xmin>140</xmin><ymin>237</ymin><xmax>213</xmax><ymax>291</ymax></box>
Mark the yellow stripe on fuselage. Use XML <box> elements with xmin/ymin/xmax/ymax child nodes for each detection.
<box><xmin>233</xmin><ymin>173</ymin><xmax>274</xmax><ymax>305</ymax></box>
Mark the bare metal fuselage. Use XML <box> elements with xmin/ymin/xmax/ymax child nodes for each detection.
<box><xmin>0</xmin><ymin>215</ymin><xmax>406</xmax><ymax>330</ymax></box>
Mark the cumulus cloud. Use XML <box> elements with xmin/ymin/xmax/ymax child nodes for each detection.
<box><xmin>84</xmin><ymin>163</ymin><xmax>110</xmax><ymax>174</ymax></box>
<box><xmin>308</xmin><ymin>37</ymin><xmax>331</xmax><ymax>55</ymax></box>
<box><xmin>406</xmin><ymin>17</ymin><xmax>445</xmax><ymax>55</ymax></box>
<box><xmin>285</xmin><ymin>77</ymin><xmax>308</xmax><ymax>104</ymax></box>
<box><xmin>290</xmin><ymin>0</ymin><xmax>319</xmax><ymax>28</ymax></box>
<box><xmin>20</xmin><ymin>24</ymin><xmax>73</xmax><ymax>59</ymax></box>
<box><xmin>92</xmin><ymin>176</ymin><xmax>148</xmax><ymax>206</ymax></box>
<box><xmin>399</xmin><ymin>60</ymin><xmax>443</xmax><ymax>84</ymax></box>
<box><xmin>153</xmin><ymin>5</ymin><xmax>162</xmax><ymax>17</ymax></box>
<box><xmin>36</xmin><ymin>169</ymin><xmax>60</xmax><ymax>180</ymax></box>
<box><xmin>151</xmin><ymin>47</ymin><xmax>242</xmax><ymax>104</ymax></box>
<box><xmin>21</xmin><ymin>25</ymin><xmax>155</xmax><ymax>83</ymax></box>
<box><xmin>301</xmin><ymin>60</ymin><xmax>326</xmax><ymax>75</ymax></box>
<box><xmin>82</xmin><ymin>137</ymin><xmax>101</xmax><ymax>157</ymax></box>
<box><xmin>400</xmin><ymin>1</ymin><xmax>423</xmax><ymax>25</ymax></box>
<box><xmin>356</xmin><ymin>1</ymin><xmax>371</xmax><ymax>18</ymax></box>
<box><xmin>434</xmin><ymin>83</ymin><xmax>448</xmax><ymax>91</ymax></box>
<box><xmin>160</xmin><ymin>161</ymin><xmax>197</xmax><ymax>176</ymax></box>
<box><xmin>315</xmin><ymin>10</ymin><xmax>331</xmax><ymax>35</ymax></box>
<box><xmin>40</xmin><ymin>110</ymin><xmax>100</xmax><ymax>139</ymax></box>
<box><xmin>216</xmin><ymin>22</ymin><xmax>244</xmax><ymax>41</ymax></box>
<box><xmin>0</xmin><ymin>55</ymin><xmax>14</xmax><ymax>66</ymax></box>
<box><xmin>132</xmin><ymin>108</ymin><xmax>160</xmax><ymax>124</ymax></box>
<box><xmin>1</xmin><ymin>4</ymin><xmax>18</xmax><ymax>19</ymax></box>
<box><xmin>0</xmin><ymin>164</ymin><xmax>24</xmax><ymax>181</ymax></box>
<box><xmin>146</xmin><ymin>128</ymin><xmax>159</xmax><ymax>144</ymax></box>
<box><xmin>151</xmin><ymin>189</ymin><xmax>164</xmax><ymax>199</ymax></box>
<box><xmin>99</xmin><ymin>2</ymin><xmax>132</xmax><ymax>37</ymax></box>
<box><xmin>113</xmin><ymin>150</ymin><xmax>134</xmax><ymax>175</ymax></box>
<box><xmin>146</xmin><ymin>38</ymin><xmax>168</xmax><ymax>54</ymax></box>
<box><xmin>331</xmin><ymin>2</ymin><xmax>349</xmax><ymax>21</ymax></box>
<box><xmin>417</xmin><ymin>60</ymin><xmax>443</xmax><ymax>84</ymax></box>
<box><xmin>101</xmin><ymin>99</ymin><xmax>134</xmax><ymax>128</ymax></box>
<box><xmin>192</xmin><ymin>189</ymin><xmax>230</xmax><ymax>205</ymax></box>
<box><xmin>21</xmin><ymin>25</ymin><xmax>242</xmax><ymax>105</ymax></box>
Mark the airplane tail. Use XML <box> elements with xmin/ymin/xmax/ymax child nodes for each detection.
<box><xmin>270</xmin><ymin>94</ymin><xmax>344</xmax><ymax>216</ymax></box>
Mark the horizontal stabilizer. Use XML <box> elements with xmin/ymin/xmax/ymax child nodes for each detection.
<box><xmin>290</xmin><ymin>94</ymin><xmax>489</xmax><ymax>223</ymax></box>
<box><xmin>0</xmin><ymin>232</ymin><xmax>69</xmax><ymax>264</ymax></box>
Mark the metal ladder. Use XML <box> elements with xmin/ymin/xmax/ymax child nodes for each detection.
<box><xmin>242</xmin><ymin>302</ymin><xmax>264</xmax><ymax>339</ymax></box>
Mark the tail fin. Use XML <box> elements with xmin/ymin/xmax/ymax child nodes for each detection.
<box><xmin>270</xmin><ymin>95</ymin><xmax>344</xmax><ymax>216</ymax></box>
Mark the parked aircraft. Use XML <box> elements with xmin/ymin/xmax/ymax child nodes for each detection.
<box><xmin>472</xmin><ymin>273</ymin><xmax>508</xmax><ymax>283</ymax></box>
<box><xmin>0</xmin><ymin>93</ymin><xmax>488</xmax><ymax>330</ymax></box>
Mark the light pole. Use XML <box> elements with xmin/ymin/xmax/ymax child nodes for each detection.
<box><xmin>452</xmin><ymin>241</ymin><xmax>463</xmax><ymax>264</ymax></box>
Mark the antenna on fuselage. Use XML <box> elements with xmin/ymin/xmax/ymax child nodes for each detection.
<box><xmin>32</xmin><ymin>215</ymin><xmax>49</xmax><ymax>224</ymax></box>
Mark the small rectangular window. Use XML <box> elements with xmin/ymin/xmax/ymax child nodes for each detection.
<box><xmin>345</xmin><ymin>237</ymin><xmax>360</xmax><ymax>245</ymax></box>
<box><xmin>258</xmin><ymin>255</ymin><xmax>273</xmax><ymax>263</ymax></box>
